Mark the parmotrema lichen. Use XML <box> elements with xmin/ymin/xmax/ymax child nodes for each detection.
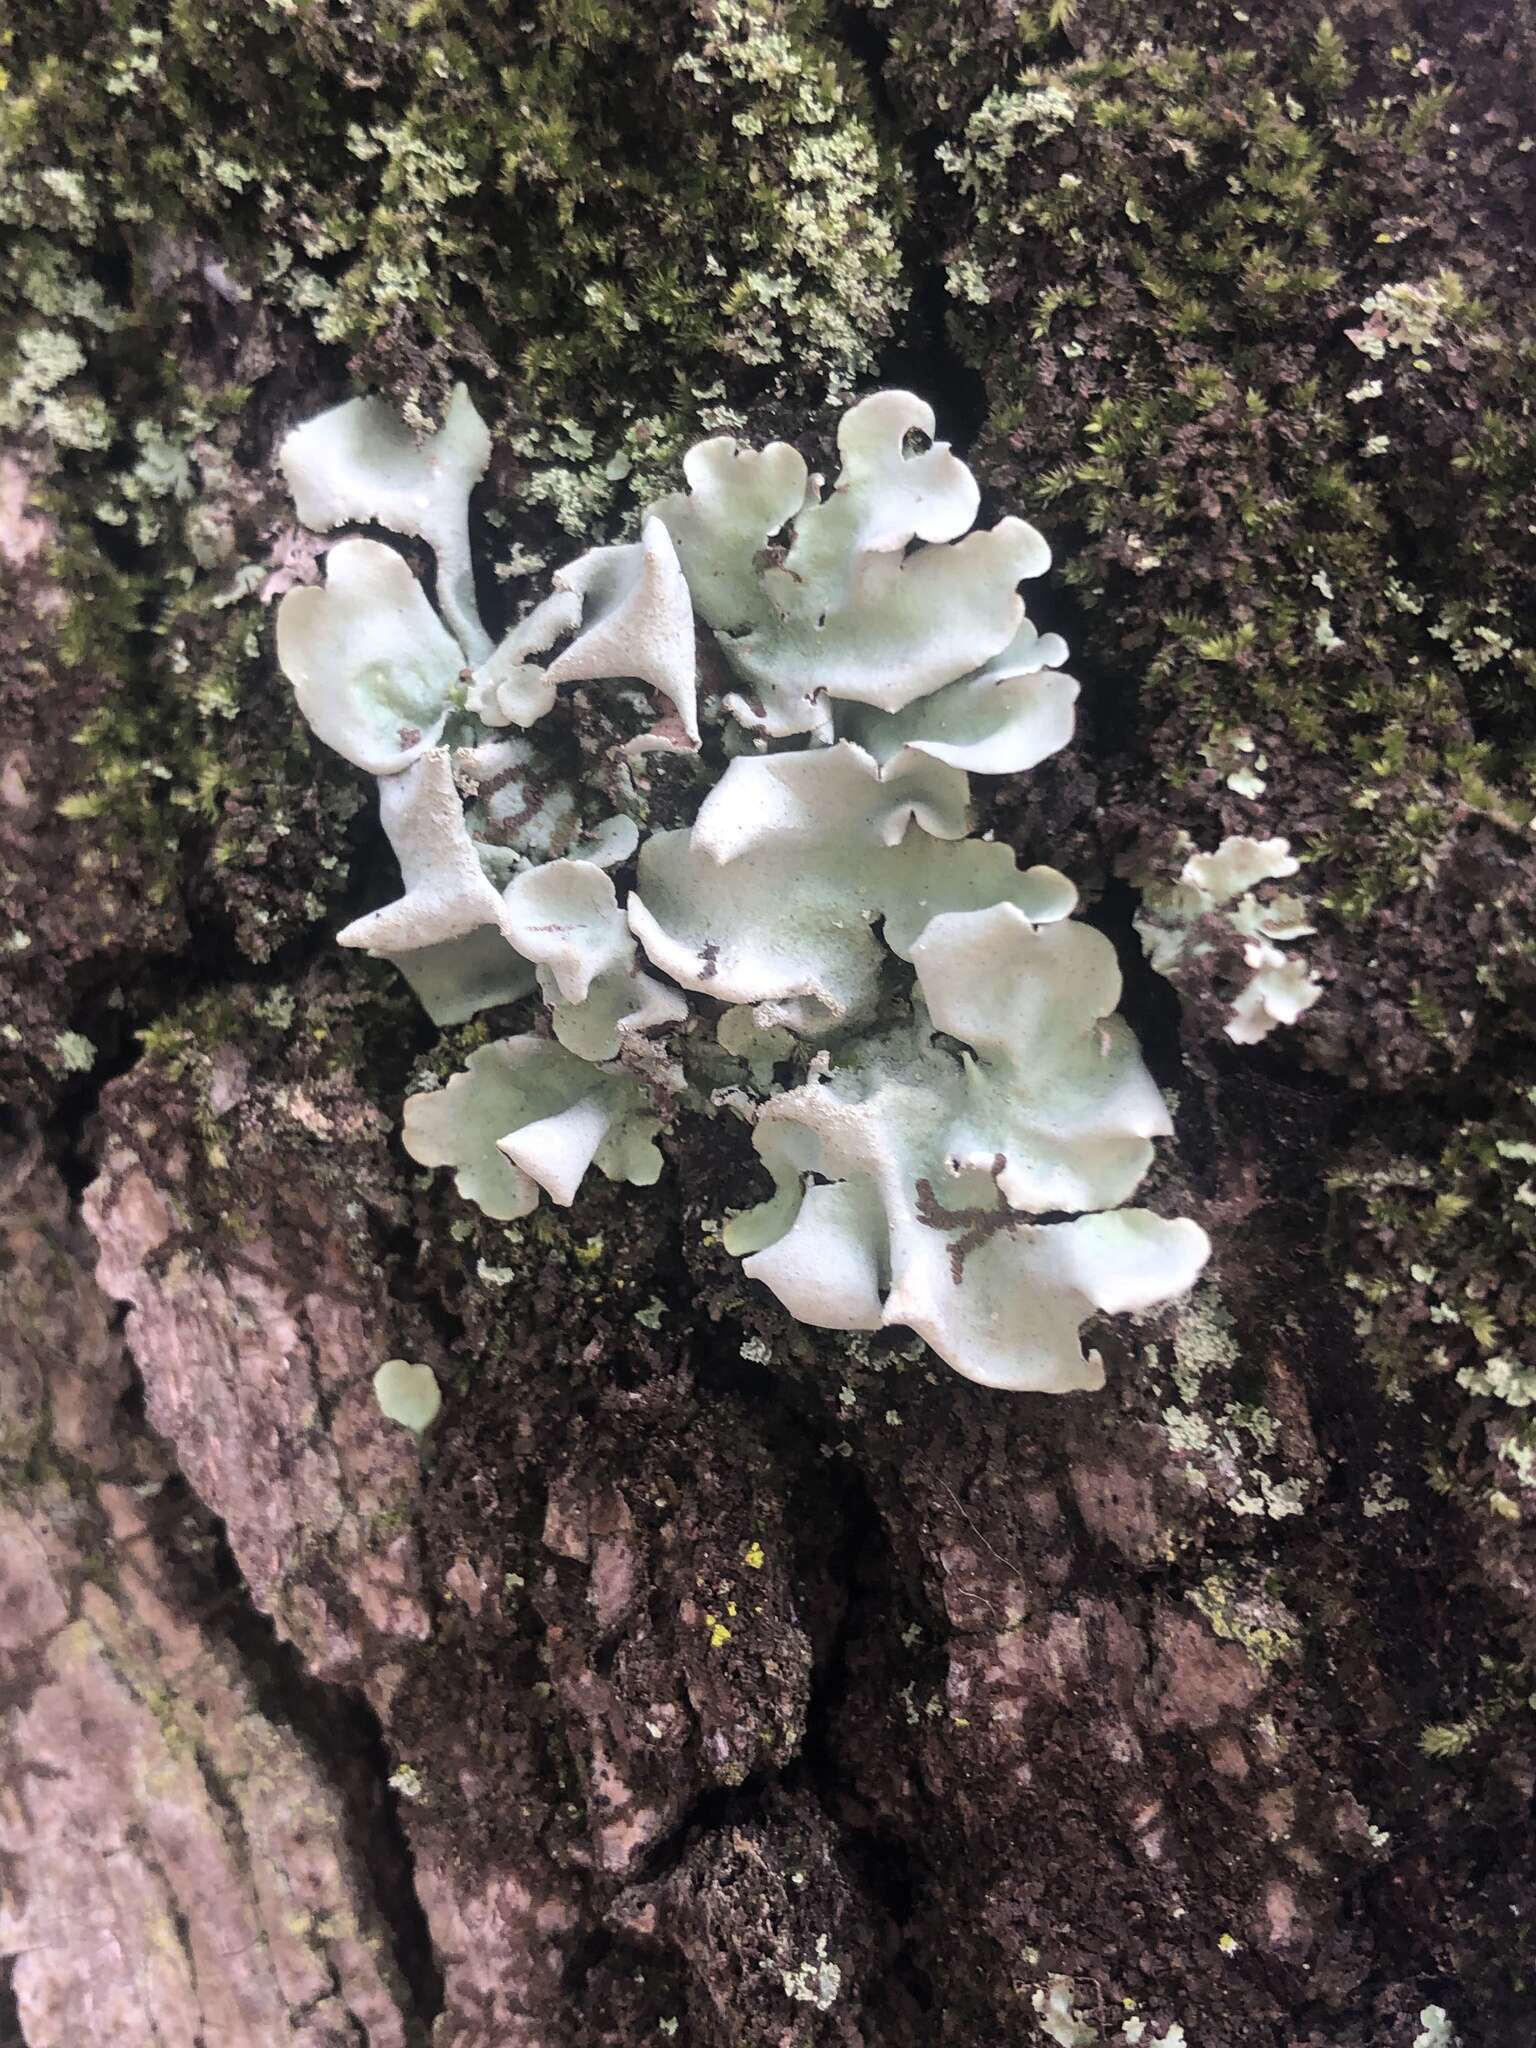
<box><xmin>275</xmin><ymin>384</ymin><xmax>1216</xmax><ymax>1391</ymax></box>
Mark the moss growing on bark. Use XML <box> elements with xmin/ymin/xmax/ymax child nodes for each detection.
<box><xmin>4</xmin><ymin>0</ymin><xmax>905</xmax><ymax>423</ymax></box>
<box><xmin>1334</xmin><ymin>1078</ymin><xmax>1536</xmax><ymax>1501</ymax></box>
<box><xmin>1</xmin><ymin>0</ymin><xmax>908</xmax><ymax>1109</ymax></box>
<box><xmin>896</xmin><ymin>0</ymin><xmax>1536</xmax><ymax>1084</ymax></box>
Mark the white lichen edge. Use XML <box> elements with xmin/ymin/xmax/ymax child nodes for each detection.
<box><xmin>279</xmin><ymin>382</ymin><xmax>493</xmax><ymax>662</ymax></box>
<box><xmin>401</xmin><ymin>1038</ymin><xmax>662</xmax><ymax>1222</ymax></box>
<box><xmin>469</xmin><ymin>517</ymin><xmax>700</xmax><ymax>751</ymax></box>
<box><xmin>274</xmin><ymin>537</ymin><xmax>463</xmax><ymax>777</ymax></box>
<box><xmin>649</xmin><ymin>388</ymin><xmax>1054</xmax><ymax>741</ymax></box>
<box><xmin>628</xmin><ymin>741</ymin><xmax>1077</xmax><ymax>1034</ymax></box>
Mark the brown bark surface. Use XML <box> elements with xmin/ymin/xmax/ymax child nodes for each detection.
<box><xmin>6</xmin><ymin>3</ymin><xmax>1536</xmax><ymax>2045</ymax></box>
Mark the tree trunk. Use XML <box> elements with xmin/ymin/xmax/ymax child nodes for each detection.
<box><xmin>5</xmin><ymin>4</ymin><xmax>1536</xmax><ymax>2045</ymax></box>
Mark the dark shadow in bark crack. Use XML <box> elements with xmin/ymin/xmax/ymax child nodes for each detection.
<box><xmin>198</xmin><ymin>1520</ymin><xmax>446</xmax><ymax>2030</ymax></box>
<box><xmin>0</xmin><ymin>1960</ymin><xmax>22</xmax><ymax>2048</ymax></box>
<box><xmin>798</xmin><ymin>1454</ymin><xmax>942</xmax><ymax>2023</ymax></box>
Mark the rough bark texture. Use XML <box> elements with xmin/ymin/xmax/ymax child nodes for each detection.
<box><xmin>5</xmin><ymin>2</ymin><xmax>1536</xmax><ymax>2044</ymax></box>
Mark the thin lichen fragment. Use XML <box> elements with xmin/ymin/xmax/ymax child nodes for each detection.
<box><xmin>1151</xmin><ymin>1282</ymin><xmax>1315</xmax><ymax>1522</ymax></box>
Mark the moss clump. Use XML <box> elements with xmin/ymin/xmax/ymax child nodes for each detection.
<box><xmin>0</xmin><ymin>119</ymin><xmax>372</xmax><ymax>1108</ymax></box>
<box><xmin>901</xmin><ymin>3</ymin><xmax>1536</xmax><ymax>1084</ymax></box>
<box><xmin>5</xmin><ymin>0</ymin><xmax>906</xmax><ymax>424</ymax></box>
<box><xmin>50</xmin><ymin>493</ymin><xmax>365</xmax><ymax>946</ymax></box>
<box><xmin>1333</xmin><ymin>1076</ymin><xmax>1536</xmax><ymax>1498</ymax></box>
<box><xmin>0</xmin><ymin>370</ymin><xmax>369</xmax><ymax>1113</ymax></box>
<box><xmin>2</xmin><ymin>0</ymin><xmax>908</xmax><ymax>1109</ymax></box>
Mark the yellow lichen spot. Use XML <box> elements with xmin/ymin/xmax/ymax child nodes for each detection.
<box><xmin>743</xmin><ymin>1540</ymin><xmax>766</xmax><ymax>1569</ymax></box>
<box><xmin>1218</xmin><ymin>1933</ymin><xmax>1239</xmax><ymax>1955</ymax></box>
<box><xmin>55</xmin><ymin>1619</ymin><xmax>98</xmax><ymax>1671</ymax></box>
<box><xmin>703</xmin><ymin>1611</ymin><xmax>733</xmax><ymax>1649</ymax></box>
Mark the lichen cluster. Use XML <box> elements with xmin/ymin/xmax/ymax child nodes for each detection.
<box><xmin>275</xmin><ymin>385</ymin><xmax>1210</xmax><ymax>1389</ymax></box>
<box><xmin>1133</xmin><ymin>834</ymin><xmax>1320</xmax><ymax>1046</ymax></box>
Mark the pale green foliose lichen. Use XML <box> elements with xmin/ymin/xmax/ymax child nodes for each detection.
<box><xmin>373</xmin><ymin>1358</ymin><xmax>442</xmax><ymax>1434</ymax></box>
<box><xmin>274</xmin><ymin>386</ymin><xmax>1213</xmax><ymax>1393</ymax></box>
<box><xmin>1135</xmin><ymin>834</ymin><xmax>1323</xmax><ymax>1045</ymax></box>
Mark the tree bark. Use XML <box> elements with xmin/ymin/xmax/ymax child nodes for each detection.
<box><xmin>5</xmin><ymin>4</ymin><xmax>1536</xmax><ymax>2045</ymax></box>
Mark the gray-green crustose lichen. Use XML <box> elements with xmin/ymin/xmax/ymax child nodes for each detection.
<box><xmin>272</xmin><ymin>382</ymin><xmax>1213</xmax><ymax>1391</ymax></box>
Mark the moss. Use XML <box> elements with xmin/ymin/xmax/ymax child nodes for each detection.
<box><xmin>2</xmin><ymin>0</ymin><xmax>909</xmax><ymax>1110</ymax></box>
<box><xmin>44</xmin><ymin>476</ymin><xmax>365</xmax><ymax>943</ymax></box>
<box><xmin>1416</xmin><ymin>1655</ymin><xmax>1535</xmax><ymax>1763</ymax></box>
<box><xmin>1333</xmin><ymin>1078</ymin><xmax>1536</xmax><ymax>1503</ymax></box>
<box><xmin>5</xmin><ymin>0</ymin><xmax>905</xmax><ymax>425</ymax></box>
<box><xmin>0</xmin><ymin>210</ymin><xmax>371</xmax><ymax>1103</ymax></box>
<box><xmin>896</xmin><ymin>0</ymin><xmax>1536</xmax><ymax>1084</ymax></box>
